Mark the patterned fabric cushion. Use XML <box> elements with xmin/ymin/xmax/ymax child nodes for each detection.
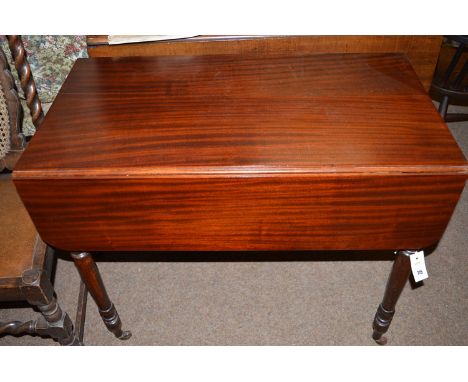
<box><xmin>0</xmin><ymin>36</ymin><xmax>88</xmax><ymax>136</ymax></box>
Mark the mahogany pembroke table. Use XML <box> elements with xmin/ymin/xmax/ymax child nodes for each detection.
<box><xmin>12</xmin><ymin>54</ymin><xmax>468</xmax><ymax>344</ymax></box>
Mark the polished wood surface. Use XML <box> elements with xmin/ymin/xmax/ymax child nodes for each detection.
<box><xmin>86</xmin><ymin>35</ymin><xmax>442</xmax><ymax>91</ymax></box>
<box><xmin>71</xmin><ymin>252</ymin><xmax>131</xmax><ymax>340</ymax></box>
<box><xmin>15</xmin><ymin>175</ymin><xmax>466</xmax><ymax>252</ymax></box>
<box><xmin>13</xmin><ymin>54</ymin><xmax>468</xmax><ymax>252</ymax></box>
<box><xmin>13</xmin><ymin>54</ymin><xmax>467</xmax><ymax>175</ymax></box>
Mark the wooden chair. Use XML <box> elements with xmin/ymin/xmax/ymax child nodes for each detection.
<box><xmin>0</xmin><ymin>36</ymin><xmax>82</xmax><ymax>345</ymax></box>
<box><xmin>431</xmin><ymin>35</ymin><xmax>468</xmax><ymax>122</ymax></box>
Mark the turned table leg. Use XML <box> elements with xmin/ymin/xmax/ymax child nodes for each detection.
<box><xmin>372</xmin><ymin>250</ymin><xmax>413</xmax><ymax>345</ymax></box>
<box><xmin>71</xmin><ymin>252</ymin><xmax>131</xmax><ymax>340</ymax></box>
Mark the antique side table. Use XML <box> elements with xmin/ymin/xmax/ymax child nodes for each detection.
<box><xmin>12</xmin><ymin>54</ymin><xmax>468</xmax><ymax>344</ymax></box>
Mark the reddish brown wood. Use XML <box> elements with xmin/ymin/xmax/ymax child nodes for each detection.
<box><xmin>86</xmin><ymin>35</ymin><xmax>442</xmax><ymax>91</ymax></box>
<box><xmin>14</xmin><ymin>175</ymin><xmax>466</xmax><ymax>252</ymax></box>
<box><xmin>60</xmin><ymin>53</ymin><xmax>426</xmax><ymax>96</ymax></box>
<box><xmin>13</xmin><ymin>54</ymin><xmax>468</xmax><ymax>253</ymax></box>
<box><xmin>71</xmin><ymin>252</ymin><xmax>131</xmax><ymax>340</ymax></box>
<box><xmin>14</xmin><ymin>54</ymin><xmax>467</xmax><ymax>174</ymax></box>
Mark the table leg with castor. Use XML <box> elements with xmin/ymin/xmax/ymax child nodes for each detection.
<box><xmin>372</xmin><ymin>250</ymin><xmax>413</xmax><ymax>345</ymax></box>
<box><xmin>71</xmin><ymin>252</ymin><xmax>131</xmax><ymax>341</ymax></box>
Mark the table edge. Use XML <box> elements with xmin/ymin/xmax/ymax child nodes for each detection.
<box><xmin>12</xmin><ymin>164</ymin><xmax>468</xmax><ymax>180</ymax></box>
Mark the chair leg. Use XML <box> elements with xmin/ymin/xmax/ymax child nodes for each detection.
<box><xmin>71</xmin><ymin>252</ymin><xmax>131</xmax><ymax>340</ymax></box>
<box><xmin>372</xmin><ymin>250</ymin><xmax>413</xmax><ymax>345</ymax></box>
<box><xmin>438</xmin><ymin>95</ymin><xmax>449</xmax><ymax>120</ymax></box>
<box><xmin>21</xmin><ymin>268</ymin><xmax>77</xmax><ymax>345</ymax></box>
<box><xmin>74</xmin><ymin>279</ymin><xmax>88</xmax><ymax>345</ymax></box>
<box><xmin>0</xmin><ymin>267</ymin><xmax>78</xmax><ymax>345</ymax></box>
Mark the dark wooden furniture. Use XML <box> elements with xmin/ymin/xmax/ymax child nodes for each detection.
<box><xmin>7</xmin><ymin>36</ymin><xmax>44</xmax><ymax>129</ymax></box>
<box><xmin>431</xmin><ymin>35</ymin><xmax>468</xmax><ymax>122</ymax></box>
<box><xmin>1</xmin><ymin>44</ymin><xmax>24</xmax><ymax>171</ymax></box>
<box><xmin>1</xmin><ymin>36</ymin><xmax>44</xmax><ymax>171</ymax></box>
<box><xmin>13</xmin><ymin>53</ymin><xmax>468</xmax><ymax>344</ymax></box>
<box><xmin>0</xmin><ymin>37</ymin><xmax>79</xmax><ymax>345</ymax></box>
<box><xmin>86</xmin><ymin>35</ymin><xmax>442</xmax><ymax>92</ymax></box>
<box><xmin>0</xmin><ymin>210</ymin><xmax>76</xmax><ymax>345</ymax></box>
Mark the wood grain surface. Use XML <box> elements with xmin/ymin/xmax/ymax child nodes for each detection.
<box><xmin>14</xmin><ymin>54</ymin><xmax>467</xmax><ymax>176</ymax></box>
<box><xmin>13</xmin><ymin>53</ymin><xmax>468</xmax><ymax>252</ymax></box>
<box><xmin>86</xmin><ymin>35</ymin><xmax>442</xmax><ymax>91</ymax></box>
<box><xmin>15</xmin><ymin>175</ymin><xmax>466</xmax><ymax>252</ymax></box>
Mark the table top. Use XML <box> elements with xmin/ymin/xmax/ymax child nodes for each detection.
<box><xmin>14</xmin><ymin>53</ymin><xmax>467</xmax><ymax>180</ymax></box>
<box><xmin>12</xmin><ymin>54</ymin><xmax>468</xmax><ymax>251</ymax></box>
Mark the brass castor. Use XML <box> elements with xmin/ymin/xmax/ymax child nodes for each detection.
<box><xmin>373</xmin><ymin>333</ymin><xmax>388</xmax><ymax>345</ymax></box>
<box><xmin>119</xmin><ymin>330</ymin><xmax>132</xmax><ymax>340</ymax></box>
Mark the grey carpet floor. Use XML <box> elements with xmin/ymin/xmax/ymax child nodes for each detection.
<box><xmin>1</xmin><ymin>104</ymin><xmax>467</xmax><ymax>346</ymax></box>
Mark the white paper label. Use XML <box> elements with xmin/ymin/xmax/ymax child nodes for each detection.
<box><xmin>409</xmin><ymin>251</ymin><xmax>428</xmax><ymax>282</ymax></box>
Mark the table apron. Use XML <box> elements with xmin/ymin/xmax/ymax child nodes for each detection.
<box><xmin>13</xmin><ymin>174</ymin><xmax>466</xmax><ymax>252</ymax></box>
